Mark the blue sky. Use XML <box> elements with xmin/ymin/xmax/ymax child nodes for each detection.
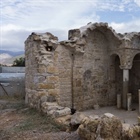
<box><xmin>0</xmin><ymin>0</ymin><xmax>140</xmax><ymax>52</ymax></box>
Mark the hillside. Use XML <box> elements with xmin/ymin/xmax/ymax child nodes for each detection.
<box><xmin>0</xmin><ymin>50</ymin><xmax>24</xmax><ymax>66</ymax></box>
<box><xmin>4</xmin><ymin>54</ymin><xmax>25</xmax><ymax>66</ymax></box>
<box><xmin>0</xmin><ymin>50</ymin><xmax>24</xmax><ymax>57</ymax></box>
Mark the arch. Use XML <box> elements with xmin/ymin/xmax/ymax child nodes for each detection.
<box><xmin>129</xmin><ymin>53</ymin><xmax>140</xmax><ymax>104</ymax></box>
<box><xmin>82</xmin><ymin>24</ymin><xmax>121</xmax><ymax>51</ymax></box>
<box><xmin>109</xmin><ymin>53</ymin><xmax>123</xmax><ymax>105</ymax></box>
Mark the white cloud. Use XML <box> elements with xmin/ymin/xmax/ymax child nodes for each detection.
<box><xmin>110</xmin><ymin>19</ymin><xmax>140</xmax><ymax>33</ymax></box>
<box><xmin>134</xmin><ymin>0</ymin><xmax>140</xmax><ymax>6</ymax></box>
<box><xmin>1</xmin><ymin>0</ymin><xmax>140</xmax><ymax>51</ymax></box>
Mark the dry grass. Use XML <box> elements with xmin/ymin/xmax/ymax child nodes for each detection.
<box><xmin>0</xmin><ymin>97</ymin><xmax>67</xmax><ymax>140</ymax></box>
<box><xmin>14</xmin><ymin>107</ymin><xmax>66</xmax><ymax>132</ymax></box>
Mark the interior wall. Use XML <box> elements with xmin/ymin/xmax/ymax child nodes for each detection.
<box><xmin>80</xmin><ymin>29</ymin><xmax>110</xmax><ymax>109</ymax></box>
<box><xmin>129</xmin><ymin>54</ymin><xmax>140</xmax><ymax>103</ymax></box>
<box><xmin>56</xmin><ymin>45</ymin><xmax>73</xmax><ymax>108</ymax></box>
<box><xmin>109</xmin><ymin>55</ymin><xmax>123</xmax><ymax>105</ymax></box>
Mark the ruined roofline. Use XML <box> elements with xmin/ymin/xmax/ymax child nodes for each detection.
<box><xmin>68</xmin><ymin>22</ymin><xmax>140</xmax><ymax>42</ymax></box>
<box><xmin>25</xmin><ymin>22</ymin><xmax>140</xmax><ymax>45</ymax></box>
<box><xmin>25</xmin><ymin>32</ymin><xmax>58</xmax><ymax>44</ymax></box>
<box><xmin>121</xmin><ymin>32</ymin><xmax>140</xmax><ymax>41</ymax></box>
<box><xmin>79</xmin><ymin>22</ymin><xmax>117</xmax><ymax>37</ymax></box>
<box><xmin>68</xmin><ymin>22</ymin><xmax>122</xmax><ymax>41</ymax></box>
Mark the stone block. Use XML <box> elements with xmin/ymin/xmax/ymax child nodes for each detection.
<box><xmin>78</xmin><ymin>113</ymin><xmax>122</xmax><ymax>140</ymax></box>
<box><xmin>38</xmin><ymin>65</ymin><xmax>46</xmax><ymax>73</ymax></box>
<box><xmin>59</xmin><ymin>69</ymin><xmax>71</xmax><ymax>78</ymax></box>
<box><xmin>55</xmin><ymin>115</ymin><xmax>72</xmax><ymax>126</ymax></box>
<box><xmin>53</xmin><ymin>107</ymin><xmax>71</xmax><ymax>117</ymax></box>
<box><xmin>48</xmin><ymin>89</ymin><xmax>59</xmax><ymax>96</ymax></box>
<box><xmin>47</xmin><ymin>65</ymin><xmax>58</xmax><ymax>74</ymax></box>
<box><xmin>41</xmin><ymin>102</ymin><xmax>58</xmax><ymax>111</ymax></box>
<box><xmin>38</xmin><ymin>83</ymin><xmax>55</xmax><ymax>89</ymax></box>
<box><xmin>70</xmin><ymin>112</ymin><xmax>86</xmax><ymax>125</ymax></box>
<box><xmin>47</xmin><ymin>76</ymin><xmax>59</xmax><ymax>83</ymax></box>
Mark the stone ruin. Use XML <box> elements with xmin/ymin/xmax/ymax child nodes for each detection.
<box><xmin>25</xmin><ymin>22</ymin><xmax>140</xmax><ymax>139</ymax></box>
<box><xmin>25</xmin><ymin>22</ymin><xmax>140</xmax><ymax>115</ymax></box>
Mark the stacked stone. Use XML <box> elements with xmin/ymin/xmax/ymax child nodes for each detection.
<box><xmin>25</xmin><ymin>22</ymin><xmax>140</xmax><ymax>113</ymax></box>
<box><xmin>25</xmin><ymin>32</ymin><xmax>71</xmax><ymax>117</ymax></box>
<box><xmin>78</xmin><ymin>113</ymin><xmax>140</xmax><ymax>140</ymax></box>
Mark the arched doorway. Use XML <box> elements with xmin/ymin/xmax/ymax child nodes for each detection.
<box><xmin>129</xmin><ymin>53</ymin><xmax>140</xmax><ymax>104</ymax></box>
<box><xmin>109</xmin><ymin>54</ymin><xmax>123</xmax><ymax>105</ymax></box>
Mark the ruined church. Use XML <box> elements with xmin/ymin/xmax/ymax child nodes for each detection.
<box><xmin>25</xmin><ymin>22</ymin><xmax>140</xmax><ymax>117</ymax></box>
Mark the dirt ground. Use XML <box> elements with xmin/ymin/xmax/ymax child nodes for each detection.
<box><xmin>0</xmin><ymin>98</ymin><xmax>81</xmax><ymax>140</ymax></box>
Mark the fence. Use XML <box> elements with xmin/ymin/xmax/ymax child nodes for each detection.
<box><xmin>0</xmin><ymin>67</ymin><xmax>25</xmax><ymax>97</ymax></box>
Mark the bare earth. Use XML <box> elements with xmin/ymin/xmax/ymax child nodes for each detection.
<box><xmin>0</xmin><ymin>99</ymin><xmax>81</xmax><ymax>140</ymax></box>
<box><xmin>1</xmin><ymin>98</ymin><xmax>138</xmax><ymax>140</ymax></box>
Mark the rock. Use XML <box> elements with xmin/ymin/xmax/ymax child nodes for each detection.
<box><xmin>122</xmin><ymin>123</ymin><xmax>133</xmax><ymax>140</ymax></box>
<box><xmin>40</xmin><ymin>95</ymin><xmax>47</xmax><ymax>103</ymax></box>
<box><xmin>53</xmin><ymin>107</ymin><xmax>71</xmax><ymax>118</ymax></box>
<box><xmin>100</xmin><ymin>113</ymin><xmax>122</xmax><ymax>139</ymax></box>
<box><xmin>78</xmin><ymin>115</ymin><xmax>100</xmax><ymax>140</ymax></box>
<box><xmin>78</xmin><ymin>113</ymin><xmax>122</xmax><ymax>140</ymax></box>
<box><xmin>132</xmin><ymin>125</ymin><xmax>140</xmax><ymax>139</ymax></box>
<box><xmin>70</xmin><ymin>112</ymin><xmax>86</xmax><ymax>125</ymax></box>
<box><xmin>103</xmin><ymin>112</ymin><xmax>114</xmax><ymax>118</ymax></box>
<box><xmin>55</xmin><ymin>115</ymin><xmax>72</xmax><ymax>126</ymax></box>
<box><xmin>41</xmin><ymin>102</ymin><xmax>58</xmax><ymax>113</ymax></box>
<box><xmin>47</xmin><ymin>109</ymin><xmax>56</xmax><ymax>116</ymax></box>
<box><xmin>41</xmin><ymin>102</ymin><xmax>71</xmax><ymax>118</ymax></box>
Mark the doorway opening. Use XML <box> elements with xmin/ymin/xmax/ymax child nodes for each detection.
<box><xmin>110</xmin><ymin>54</ymin><xmax>122</xmax><ymax>105</ymax></box>
<box><xmin>129</xmin><ymin>53</ymin><xmax>140</xmax><ymax>104</ymax></box>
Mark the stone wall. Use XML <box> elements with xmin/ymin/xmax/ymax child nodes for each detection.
<box><xmin>25</xmin><ymin>33</ymin><xmax>59</xmax><ymax>107</ymax></box>
<box><xmin>56</xmin><ymin>45</ymin><xmax>73</xmax><ymax>108</ymax></box>
<box><xmin>25</xmin><ymin>22</ymin><xmax>140</xmax><ymax>113</ymax></box>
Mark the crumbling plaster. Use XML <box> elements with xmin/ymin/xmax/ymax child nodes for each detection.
<box><xmin>25</xmin><ymin>22</ymin><xmax>140</xmax><ymax>115</ymax></box>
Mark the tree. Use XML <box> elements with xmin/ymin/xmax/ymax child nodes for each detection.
<box><xmin>13</xmin><ymin>57</ymin><xmax>25</xmax><ymax>67</ymax></box>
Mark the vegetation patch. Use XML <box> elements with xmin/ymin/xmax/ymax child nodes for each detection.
<box><xmin>14</xmin><ymin>108</ymin><xmax>66</xmax><ymax>132</ymax></box>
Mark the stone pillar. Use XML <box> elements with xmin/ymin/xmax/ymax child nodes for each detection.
<box><xmin>123</xmin><ymin>69</ymin><xmax>129</xmax><ymax>109</ymax></box>
<box><xmin>139</xmin><ymin>90</ymin><xmax>140</xmax><ymax>113</ymax></box>
<box><xmin>117</xmin><ymin>94</ymin><xmax>121</xmax><ymax>109</ymax></box>
<box><xmin>127</xmin><ymin>93</ymin><xmax>132</xmax><ymax>111</ymax></box>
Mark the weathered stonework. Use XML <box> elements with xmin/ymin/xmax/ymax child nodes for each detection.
<box><xmin>78</xmin><ymin>113</ymin><xmax>140</xmax><ymax>140</ymax></box>
<box><xmin>25</xmin><ymin>22</ymin><xmax>140</xmax><ymax>114</ymax></box>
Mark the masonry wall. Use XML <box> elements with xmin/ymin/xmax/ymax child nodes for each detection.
<box><xmin>72</xmin><ymin>29</ymin><xmax>110</xmax><ymax>110</ymax></box>
<box><xmin>56</xmin><ymin>45</ymin><xmax>73</xmax><ymax>108</ymax></box>
<box><xmin>25</xmin><ymin>34</ymin><xmax>59</xmax><ymax>109</ymax></box>
<box><xmin>25</xmin><ymin>23</ymin><xmax>140</xmax><ymax>112</ymax></box>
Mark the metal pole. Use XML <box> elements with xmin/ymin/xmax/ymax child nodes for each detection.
<box><xmin>0</xmin><ymin>83</ymin><xmax>9</xmax><ymax>96</ymax></box>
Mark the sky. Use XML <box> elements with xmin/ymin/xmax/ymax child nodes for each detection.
<box><xmin>0</xmin><ymin>0</ymin><xmax>140</xmax><ymax>52</ymax></box>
